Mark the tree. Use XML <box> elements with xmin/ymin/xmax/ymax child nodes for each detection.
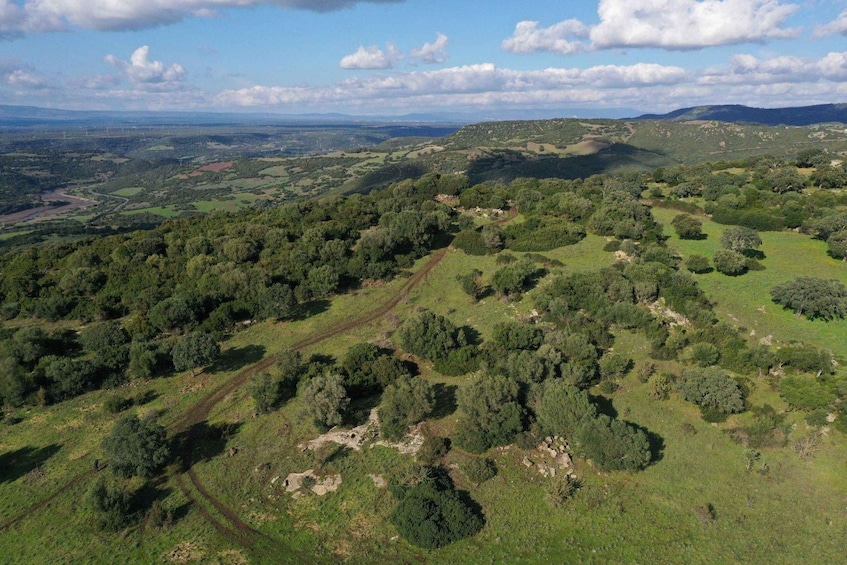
<box><xmin>101</xmin><ymin>414</ymin><xmax>171</xmax><ymax>479</ymax></box>
<box><xmin>535</xmin><ymin>380</ymin><xmax>596</xmax><ymax>437</ymax></box>
<box><xmin>172</xmin><ymin>332</ymin><xmax>220</xmax><ymax>377</ymax></box>
<box><xmin>454</xmin><ymin>374</ymin><xmax>524</xmax><ymax>453</ymax></box>
<box><xmin>574</xmin><ymin>414</ymin><xmax>652</xmax><ymax>472</ymax></box>
<box><xmin>397</xmin><ymin>310</ymin><xmax>463</xmax><ymax>361</ymax></box>
<box><xmin>685</xmin><ymin>254</ymin><xmax>711</xmax><ymax>274</ymax></box>
<box><xmin>249</xmin><ymin>371</ymin><xmax>283</xmax><ymax>414</ymax></box>
<box><xmin>300</xmin><ymin>373</ymin><xmax>349</xmax><ymax>430</ymax></box>
<box><xmin>770</xmin><ymin>277</ymin><xmax>847</xmax><ymax>320</ymax></box>
<box><xmin>826</xmin><ymin>230</ymin><xmax>847</xmax><ymax>260</ymax></box>
<box><xmin>677</xmin><ymin>367</ymin><xmax>744</xmax><ymax>414</ymax></box>
<box><xmin>87</xmin><ymin>478</ymin><xmax>136</xmax><ymax>532</ymax></box>
<box><xmin>389</xmin><ymin>471</ymin><xmax>484</xmax><ymax>549</ymax></box>
<box><xmin>456</xmin><ymin>269</ymin><xmax>485</xmax><ymax>302</ymax></box>
<box><xmin>671</xmin><ymin>214</ymin><xmax>703</xmax><ymax>240</ymax></box>
<box><xmin>380</xmin><ymin>375</ymin><xmax>435</xmax><ymax>440</ymax></box>
<box><xmin>720</xmin><ymin>226</ymin><xmax>761</xmax><ymax>252</ymax></box>
<box><xmin>712</xmin><ymin>249</ymin><xmax>747</xmax><ymax>276</ymax></box>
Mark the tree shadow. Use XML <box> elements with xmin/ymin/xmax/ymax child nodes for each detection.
<box><xmin>212</xmin><ymin>344</ymin><xmax>266</xmax><ymax>373</ymax></box>
<box><xmin>0</xmin><ymin>444</ymin><xmax>62</xmax><ymax>484</ymax></box>
<box><xmin>742</xmin><ymin>249</ymin><xmax>766</xmax><ymax>260</ymax></box>
<box><xmin>132</xmin><ymin>480</ymin><xmax>191</xmax><ymax>527</ymax></box>
<box><xmin>459</xmin><ymin>325</ymin><xmax>483</xmax><ymax>347</ymax></box>
<box><xmin>430</xmin><ymin>384</ymin><xmax>458</xmax><ymax>419</ymax></box>
<box><xmin>172</xmin><ymin>421</ymin><xmax>243</xmax><ymax>471</ymax></box>
<box><xmin>291</xmin><ymin>300</ymin><xmax>331</xmax><ymax>322</ymax></box>
<box><xmin>135</xmin><ymin>390</ymin><xmax>159</xmax><ymax>406</ymax></box>
<box><xmin>630</xmin><ymin>422</ymin><xmax>665</xmax><ymax>466</ymax></box>
<box><xmin>590</xmin><ymin>394</ymin><xmax>618</xmax><ymax>420</ymax></box>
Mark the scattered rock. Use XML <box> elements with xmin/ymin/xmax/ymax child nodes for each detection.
<box><xmin>300</xmin><ymin>410</ymin><xmax>379</xmax><ymax>452</ymax></box>
<box><xmin>163</xmin><ymin>541</ymin><xmax>206</xmax><ymax>563</ymax></box>
<box><xmin>522</xmin><ymin>456</ymin><xmax>534</xmax><ymax>467</ymax></box>
<box><xmin>312</xmin><ymin>474</ymin><xmax>342</xmax><ymax>496</ymax></box>
<box><xmin>369</xmin><ymin>474</ymin><xmax>387</xmax><ymax>488</ymax></box>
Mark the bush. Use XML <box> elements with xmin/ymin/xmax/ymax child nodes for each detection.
<box><xmin>102</xmin><ymin>414</ymin><xmax>171</xmax><ymax>479</ymax></box>
<box><xmin>87</xmin><ymin>478</ymin><xmax>136</xmax><ymax>532</ymax></box>
<box><xmin>685</xmin><ymin>254</ymin><xmax>711</xmax><ymax>274</ymax></box>
<box><xmin>459</xmin><ymin>456</ymin><xmax>497</xmax><ymax>484</ymax></box>
<box><xmin>433</xmin><ymin>346</ymin><xmax>480</xmax><ymax>376</ymax></box>
<box><xmin>453</xmin><ymin>230</ymin><xmax>487</xmax><ymax>256</ymax></box>
<box><xmin>417</xmin><ymin>436</ymin><xmax>450</xmax><ymax>465</ymax></box>
<box><xmin>454</xmin><ymin>374</ymin><xmax>524</xmax><ymax>453</ymax></box>
<box><xmin>677</xmin><ymin>367</ymin><xmax>744</xmax><ymax>414</ymax></box>
<box><xmin>713</xmin><ymin>249</ymin><xmax>747</xmax><ymax>276</ymax></box>
<box><xmin>771</xmin><ymin>277</ymin><xmax>847</xmax><ymax>320</ymax></box>
<box><xmin>682</xmin><ymin>343</ymin><xmax>720</xmax><ymax>367</ymax></box>
<box><xmin>380</xmin><ymin>375</ymin><xmax>435</xmax><ymax>441</ymax></box>
<box><xmin>390</xmin><ymin>473</ymin><xmax>484</xmax><ymax>549</ymax></box>
<box><xmin>545</xmin><ymin>475</ymin><xmax>580</xmax><ymax>508</ymax></box>
<box><xmin>397</xmin><ymin>310</ymin><xmax>463</xmax><ymax>361</ymax></box>
<box><xmin>574</xmin><ymin>414</ymin><xmax>652</xmax><ymax>472</ymax></box>
<box><xmin>598</xmin><ymin>353</ymin><xmax>632</xmax><ymax>381</ymax></box>
<box><xmin>671</xmin><ymin>214</ymin><xmax>703</xmax><ymax>239</ymax></box>
<box><xmin>780</xmin><ymin>376</ymin><xmax>836</xmax><ymax>411</ymax></box>
<box><xmin>249</xmin><ymin>371</ymin><xmax>283</xmax><ymax>414</ymax></box>
<box><xmin>103</xmin><ymin>394</ymin><xmax>133</xmax><ymax>414</ymax></box>
<box><xmin>299</xmin><ymin>373</ymin><xmax>350</xmax><ymax>430</ymax></box>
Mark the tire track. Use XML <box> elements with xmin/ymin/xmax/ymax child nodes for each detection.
<box><xmin>0</xmin><ymin>208</ymin><xmax>517</xmax><ymax>546</ymax></box>
<box><xmin>170</xmin><ymin>244</ymin><xmax>451</xmax><ymax>552</ymax></box>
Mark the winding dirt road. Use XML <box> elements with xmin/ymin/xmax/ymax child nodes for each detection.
<box><xmin>1</xmin><ymin>206</ymin><xmax>518</xmax><ymax>554</ymax></box>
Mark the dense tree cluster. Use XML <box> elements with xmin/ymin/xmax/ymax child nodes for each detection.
<box><xmin>771</xmin><ymin>277</ymin><xmax>847</xmax><ymax>320</ymax></box>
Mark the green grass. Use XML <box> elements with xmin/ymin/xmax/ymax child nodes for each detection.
<box><xmin>111</xmin><ymin>186</ymin><xmax>143</xmax><ymax>197</ymax></box>
<box><xmin>121</xmin><ymin>206</ymin><xmax>180</xmax><ymax>218</ymax></box>
<box><xmin>654</xmin><ymin>207</ymin><xmax>847</xmax><ymax>356</ymax></box>
<box><xmin>6</xmin><ymin>224</ymin><xmax>847</xmax><ymax>563</ymax></box>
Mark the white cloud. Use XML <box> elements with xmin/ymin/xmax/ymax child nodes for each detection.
<box><xmin>700</xmin><ymin>52</ymin><xmax>847</xmax><ymax>84</ymax></box>
<box><xmin>504</xmin><ymin>0</ymin><xmax>800</xmax><ymax>55</ymax></box>
<box><xmin>339</xmin><ymin>44</ymin><xmax>402</xmax><ymax>70</ymax></box>
<box><xmin>216</xmin><ymin>61</ymin><xmax>687</xmax><ymax>109</ymax></box>
<box><xmin>410</xmin><ymin>33</ymin><xmax>449</xmax><ymax>65</ymax></box>
<box><xmin>105</xmin><ymin>46</ymin><xmax>187</xmax><ymax>89</ymax></box>
<box><xmin>0</xmin><ymin>0</ymin><xmax>403</xmax><ymax>35</ymax></box>
<box><xmin>502</xmin><ymin>20</ymin><xmax>589</xmax><ymax>55</ymax></box>
<box><xmin>5</xmin><ymin>68</ymin><xmax>48</xmax><ymax>89</ymax></box>
<box><xmin>815</xmin><ymin>9</ymin><xmax>847</xmax><ymax>37</ymax></box>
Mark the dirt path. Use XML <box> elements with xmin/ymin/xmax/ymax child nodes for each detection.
<box><xmin>0</xmin><ymin>207</ymin><xmax>516</xmax><ymax>549</ymax></box>
<box><xmin>167</xmin><ymin>243</ymin><xmax>451</xmax><ymax>554</ymax></box>
<box><xmin>0</xmin><ymin>467</ymin><xmax>99</xmax><ymax>532</ymax></box>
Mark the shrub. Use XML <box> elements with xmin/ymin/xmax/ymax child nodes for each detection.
<box><xmin>299</xmin><ymin>373</ymin><xmax>350</xmax><ymax>430</ymax></box>
<box><xmin>545</xmin><ymin>475</ymin><xmax>580</xmax><ymax>508</ymax></box>
<box><xmin>249</xmin><ymin>371</ymin><xmax>283</xmax><ymax>414</ymax></box>
<box><xmin>103</xmin><ymin>395</ymin><xmax>133</xmax><ymax>414</ymax></box>
<box><xmin>102</xmin><ymin>414</ymin><xmax>171</xmax><ymax>479</ymax></box>
<box><xmin>390</xmin><ymin>473</ymin><xmax>484</xmax><ymax>549</ymax></box>
<box><xmin>380</xmin><ymin>375</ymin><xmax>435</xmax><ymax>441</ymax></box>
<box><xmin>87</xmin><ymin>478</ymin><xmax>136</xmax><ymax>532</ymax></box>
<box><xmin>535</xmin><ymin>380</ymin><xmax>596</xmax><ymax>438</ymax></box>
<box><xmin>453</xmin><ymin>230</ymin><xmax>487</xmax><ymax>256</ymax></box>
<box><xmin>397</xmin><ymin>310</ymin><xmax>463</xmax><ymax>361</ymax></box>
<box><xmin>671</xmin><ymin>214</ymin><xmax>704</xmax><ymax>239</ymax></box>
<box><xmin>433</xmin><ymin>346</ymin><xmax>480</xmax><ymax>376</ymax></box>
<box><xmin>713</xmin><ymin>249</ymin><xmax>747</xmax><ymax>276</ymax></box>
<box><xmin>677</xmin><ymin>367</ymin><xmax>744</xmax><ymax>414</ymax></box>
<box><xmin>598</xmin><ymin>353</ymin><xmax>632</xmax><ymax>381</ymax></box>
<box><xmin>459</xmin><ymin>456</ymin><xmax>497</xmax><ymax>484</ymax></box>
<box><xmin>771</xmin><ymin>277</ymin><xmax>847</xmax><ymax>320</ymax></box>
<box><xmin>454</xmin><ymin>374</ymin><xmax>524</xmax><ymax>453</ymax></box>
<box><xmin>417</xmin><ymin>436</ymin><xmax>450</xmax><ymax>465</ymax></box>
<box><xmin>682</xmin><ymin>343</ymin><xmax>721</xmax><ymax>367</ymax></box>
<box><xmin>685</xmin><ymin>254</ymin><xmax>711</xmax><ymax>274</ymax></box>
<box><xmin>574</xmin><ymin>414</ymin><xmax>652</xmax><ymax>472</ymax></box>
<box><xmin>780</xmin><ymin>376</ymin><xmax>836</xmax><ymax>411</ymax></box>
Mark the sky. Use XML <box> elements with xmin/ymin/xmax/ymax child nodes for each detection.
<box><xmin>0</xmin><ymin>0</ymin><xmax>846</xmax><ymax>116</ymax></box>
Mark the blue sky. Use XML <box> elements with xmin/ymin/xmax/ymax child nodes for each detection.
<box><xmin>0</xmin><ymin>0</ymin><xmax>846</xmax><ymax>115</ymax></box>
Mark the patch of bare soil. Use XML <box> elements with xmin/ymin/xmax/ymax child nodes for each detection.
<box><xmin>162</xmin><ymin>541</ymin><xmax>206</xmax><ymax>563</ymax></box>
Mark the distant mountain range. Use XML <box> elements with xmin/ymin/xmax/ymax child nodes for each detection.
<box><xmin>1</xmin><ymin>103</ymin><xmax>846</xmax><ymax>129</ymax></box>
<box><xmin>635</xmin><ymin>103</ymin><xmax>847</xmax><ymax>126</ymax></box>
<box><xmin>0</xmin><ymin>105</ymin><xmax>637</xmax><ymax>128</ymax></box>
